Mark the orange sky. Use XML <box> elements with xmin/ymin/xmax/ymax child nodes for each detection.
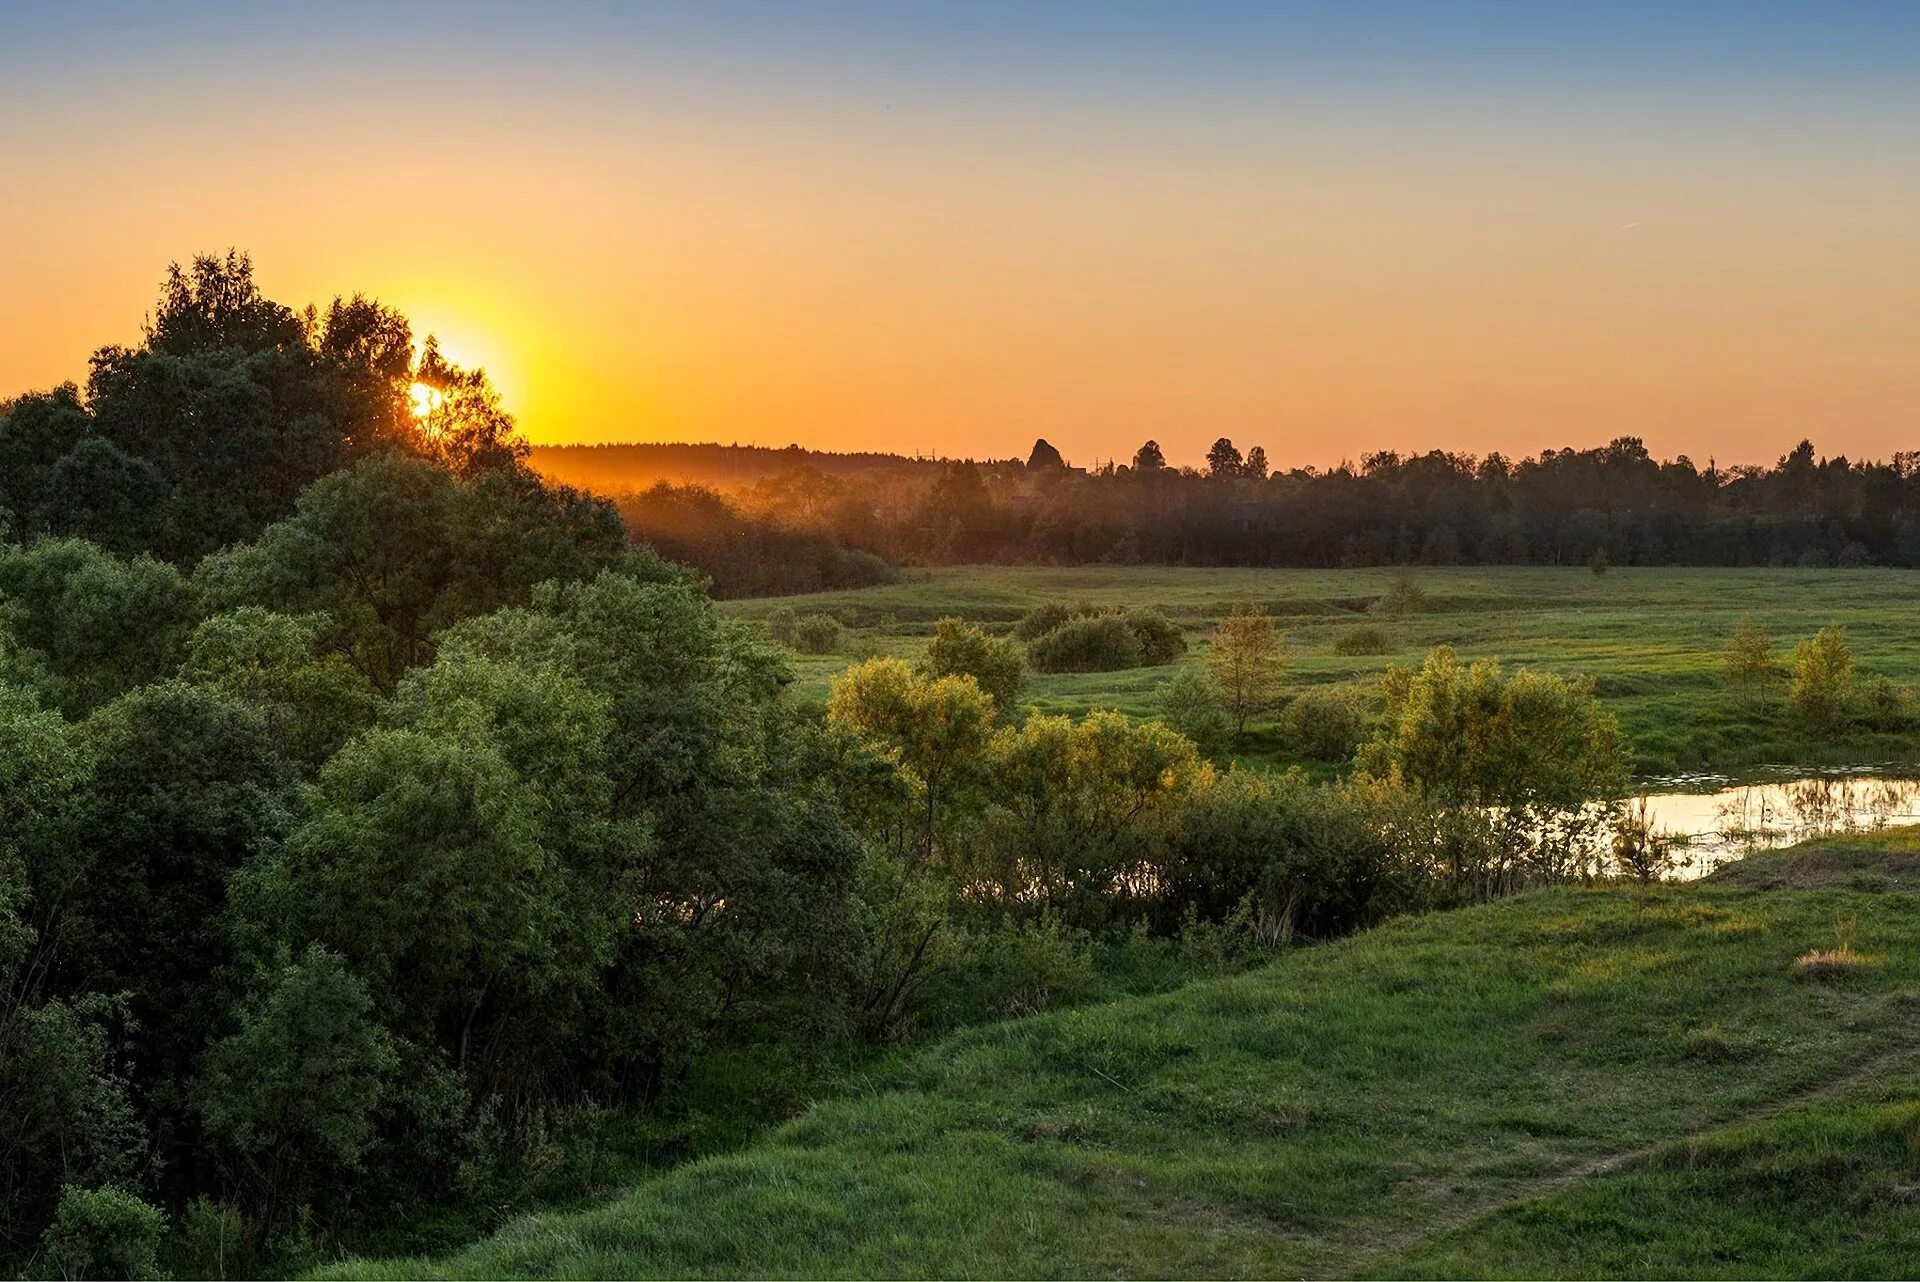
<box><xmin>4</xmin><ymin>4</ymin><xmax>1917</xmax><ymax>470</ymax></box>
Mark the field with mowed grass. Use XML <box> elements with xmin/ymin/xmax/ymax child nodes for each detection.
<box><xmin>719</xmin><ymin>565</ymin><xmax>1920</xmax><ymax>774</ymax></box>
<box><xmin>323</xmin><ymin>830</ymin><xmax>1920</xmax><ymax>1280</ymax></box>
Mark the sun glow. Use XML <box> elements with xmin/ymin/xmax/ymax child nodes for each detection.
<box><xmin>408</xmin><ymin>382</ymin><xmax>445</xmax><ymax>419</ymax></box>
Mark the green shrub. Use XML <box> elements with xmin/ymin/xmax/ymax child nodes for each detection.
<box><xmin>924</xmin><ymin>914</ymin><xmax>1098</xmax><ymax>1025</ymax></box>
<box><xmin>1371</xmin><ymin>571</ymin><xmax>1429</xmax><ymax>617</ymax></box>
<box><xmin>1026</xmin><ymin>614</ymin><xmax>1143</xmax><ymax>673</ymax></box>
<box><xmin>788</xmin><ymin>613</ymin><xmax>844</xmax><ymax>654</ymax></box>
<box><xmin>1012</xmin><ymin>601</ymin><xmax>1080</xmax><ymax>642</ymax></box>
<box><xmin>170</xmin><ymin>1198</ymin><xmax>253</xmax><ymax>1282</ymax></box>
<box><xmin>1855</xmin><ymin>674</ymin><xmax>1915</xmax><ymax>732</ymax></box>
<box><xmin>42</xmin><ymin>1185</ymin><xmax>166</xmax><ymax>1281</ymax></box>
<box><xmin>1333</xmin><ymin>624</ymin><xmax>1392</xmax><ymax>656</ymax></box>
<box><xmin>1790</xmin><ymin>627</ymin><xmax>1854</xmax><ymax>732</ymax></box>
<box><xmin>1283</xmin><ymin>689</ymin><xmax>1367</xmax><ymax>762</ymax></box>
<box><xmin>921</xmin><ymin>617</ymin><xmax>1027</xmax><ymax>715</ymax></box>
<box><xmin>763</xmin><ymin>604</ymin><xmax>796</xmax><ymax>645</ymax></box>
<box><xmin>1123</xmin><ymin>608</ymin><xmax>1187</xmax><ymax>665</ymax></box>
<box><xmin>1159</xmin><ymin>666</ymin><xmax>1231</xmax><ymax>758</ymax></box>
<box><xmin>1155</xmin><ymin>770</ymin><xmax>1426</xmax><ymax>940</ymax></box>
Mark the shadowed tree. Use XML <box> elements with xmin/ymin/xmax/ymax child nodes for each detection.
<box><xmin>1207</xmin><ymin>437</ymin><xmax>1244</xmax><ymax>479</ymax></box>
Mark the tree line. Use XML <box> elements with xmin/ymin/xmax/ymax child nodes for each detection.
<box><xmin>632</xmin><ymin>434</ymin><xmax>1920</xmax><ymax>573</ymax></box>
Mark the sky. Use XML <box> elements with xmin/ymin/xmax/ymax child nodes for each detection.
<box><xmin>3</xmin><ymin>1</ymin><xmax>1917</xmax><ymax>469</ymax></box>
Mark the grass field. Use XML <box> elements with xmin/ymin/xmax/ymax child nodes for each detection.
<box><xmin>326</xmin><ymin>829</ymin><xmax>1920</xmax><ymax>1279</ymax></box>
<box><xmin>719</xmin><ymin>565</ymin><xmax>1920</xmax><ymax>775</ymax></box>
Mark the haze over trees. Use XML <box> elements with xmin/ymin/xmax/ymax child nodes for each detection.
<box><xmin>534</xmin><ymin>434</ymin><xmax>1920</xmax><ymax>576</ymax></box>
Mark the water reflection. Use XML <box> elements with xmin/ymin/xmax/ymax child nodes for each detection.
<box><xmin>1630</xmin><ymin>770</ymin><xmax>1920</xmax><ymax>879</ymax></box>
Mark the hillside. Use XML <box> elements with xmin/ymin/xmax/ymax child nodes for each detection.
<box><xmin>327</xmin><ymin>837</ymin><xmax>1920</xmax><ymax>1279</ymax></box>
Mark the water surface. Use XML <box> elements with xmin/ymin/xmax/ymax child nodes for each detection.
<box><xmin>1631</xmin><ymin>769</ymin><xmax>1920</xmax><ymax>879</ymax></box>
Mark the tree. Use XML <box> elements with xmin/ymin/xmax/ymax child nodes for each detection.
<box><xmin>42</xmin><ymin>439</ymin><xmax>168</xmax><ymax>554</ymax></box>
<box><xmin>1131</xmin><ymin>440</ymin><xmax>1167</xmax><ymax>473</ymax></box>
<box><xmin>1206</xmin><ymin>437</ymin><xmax>1243</xmax><ymax>478</ymax></box>
<box><xmin>196</xmin><ymin>946</ymin><xmax>397</xmax><ymax>1225</ymax></box>
<box><xmin>196</xmin><ymin>454</ymin><xmax>640</xmax><ymax>691</ymax></box>
<box><xmin>1790</xmin><ymin>626</ymin><xmax>1854</xmax><ymax>733</ymax></box>
<box><xmin>0</xmin><ymin>538</ymin><xmax>199</xmax><ymax>715</ymax></box>
<box><xmin>1589</xmin><ymin>546</ymin><xmax>1610</xmax><ymax>576</ymax></box>
<box><xmin>828</xmin><ymin>658</ymin><xmax>995</xmax><ymax>863</ymax></box>
<box><xmin>920</xmin><ymin>617</ymin><xmax>1027</xmax><ymax>718</ymax></box>
<box><xmin>968</xmin><ymin>711</ymin><xmax>1203</xmax><ymax>921</ymax></box>
<box><xmin>1206</xmin><ymin>605</ymin><xmax>1287</xmax><ymax>738</ymax></box>
<box><xmin>1243</xmin><ymin>445</ymin><xmax>1269</xmax><ymax>481</ymax></box>
<box><xmin>409</xmin><ymin>335</ymin><xmax>528</xmax><ymax>477</ymax></box>
<box><xmin>1025</xmin><ymin>438</ymin><xmax>1066</xmax><ymax>471</ymax></box>
<box><xmin>1360</xmin><ymin>646</ymin><xmax>1628</xmax><ymax>885</ymax></box>
<box><xmin>1722</xmin><ymin>616</ymin><xmax>1776</xmax><ymax>709</ymax></box>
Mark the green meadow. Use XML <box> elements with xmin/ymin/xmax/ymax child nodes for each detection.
<box><xmin>721</xmin><ymin>565</ymin><xmax>1920</xmax><ymax>775</ymax></box>
<box><xmin>328</xmin><ymin>827</ymin><xmax>1920</xmax><ymax>1280</ymax></box>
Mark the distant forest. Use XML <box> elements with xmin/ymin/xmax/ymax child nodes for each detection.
<box><xmin>541</xmin><ymin>436</ymin><xmax>1920</xmax><ymax>580</ymax></box>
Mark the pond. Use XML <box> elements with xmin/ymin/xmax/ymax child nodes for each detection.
<box><xmin>1629</xmin><ymin>769</ymin><xmax>1920</xmax><ymax>880</ymax></box>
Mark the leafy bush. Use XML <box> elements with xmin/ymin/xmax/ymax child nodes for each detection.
<box><xmin>923</xmin><ymin>914</ymin><xmax>1098</xmax><ymax>1026</ymax></box>
<box><xmin>764</xmin><ymin>604</ymin><xmax>796</xmax><ymax>645</ymax></box>
<box><xmin>1371</xmin><ymin>571</ymin><xmax>1429</xmax><ymax>617</ymax></box>
<box><xmin>41</xmin><ymin>1185</ymin><xmax>166</xmax><ymax>1282</ymax></box>
<box><xmin>1155</xmin><ymin>770</ymin><xmax>1426</xmax><ymax>941</ymax></box>
<box><xmin>1123</xmin><ymin>608</ymin><xmax>1187</xmax><ymax>665</ymax></box>
<box><xmin>1283</xmin><ymin>688</ymin><xmax>1367</xmax><ymax>762</ymax></box>
<box><xmin>1015</xmin><ymin>603</ymin><xmax>1182</xmax><ymax>671</ymax></box>
<box><xmin>1012</xmin><ymin>601</ymin><xmax>1081</xmax><ymax>642</ymax></box>
<box><xmin>1159</xmin><ymin>667</ymin><xmax>1231</xmax><ymax>758</ymax></box>
<box><xmin>1360</xmin><ymin>646</ymin><xmax>1627</xmax><ymax>883</ymax></box>
<box><xmin>1026</xmin><ymin>613</ymin><xmax>1143</xmax><ymax>673</ymax></box>
<box><xmin>788</xmin><ymin>613</ymin><xmax>844</xmax><ymax>654</ymax></box>
<box><xmin>1333</xmin><ymin>624</ymin><xmax>1391</xmax><ymax>656</ymax></box>
<box><xmin>1854</xmin><ymin>674</ymin><xmax>1915</xmax><ymax>732</ymax></box>
<box><xmin>1790</xmin><ymin>627</ymin><xmax>1854</xmax><ymax>733</ymax></box>
<box><xmin>920</xmin><ymin>617</ymin><xmax>1026</xmax><ymax>715</ymax></box>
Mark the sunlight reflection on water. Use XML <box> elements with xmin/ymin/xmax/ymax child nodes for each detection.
<box><xmin>1631</xmin><ymin>770</ymin><xmax>1920</xmax><ymax>879</ymax></box>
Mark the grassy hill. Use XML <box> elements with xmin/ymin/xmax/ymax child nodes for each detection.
<box><xmin>326</xmin><ymin>836</ymin><xmax>1920</xmax><ymax>1279</ymax></box>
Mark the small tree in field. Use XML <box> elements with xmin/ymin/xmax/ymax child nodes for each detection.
<box><xmin>1206</xmin><ymin>605</ymin><xmax>1287</xmax><ymax>739</ymax></box>
<box><xmin>1791</xmin><ymin>627</ymin><xmax>1855</xmax><ymax>733</ymax></box>
<box><xmin>1588</xmin><ymin>547</ymin><xmax>1609</xmax><ymax>576</ymax></box>
<box><xmin>1722</xmin><ymin>616</ymin><xmax>1777</xmax><ymax>709</ymax></box>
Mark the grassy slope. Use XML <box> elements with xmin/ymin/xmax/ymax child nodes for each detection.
<box><xmin>329</xmin><ymin>844</ymin><xmax>1920</xmax><ymax>1279</ymax></box>
<box><xmin>718</xmin><ymin>565</ymin><xmax>1920</xmax><ymax>773</ymax></box>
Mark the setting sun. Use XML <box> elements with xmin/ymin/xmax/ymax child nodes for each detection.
<box><xmin>408</xmin><ymin>381</ymin><xmax>444</xmax><ymax>419</ymax></box>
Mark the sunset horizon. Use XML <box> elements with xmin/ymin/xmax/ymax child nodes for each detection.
<box><xmin>7</xmin><ymin>1</ymin><xmax>1918</xmax><ymax>472</ymax></box>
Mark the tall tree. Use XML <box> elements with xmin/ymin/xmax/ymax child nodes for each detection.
<box><xmin>1206</xmin><ymin>437</ymin><xmax>1244</xmax><ymax>478</ymax></box>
